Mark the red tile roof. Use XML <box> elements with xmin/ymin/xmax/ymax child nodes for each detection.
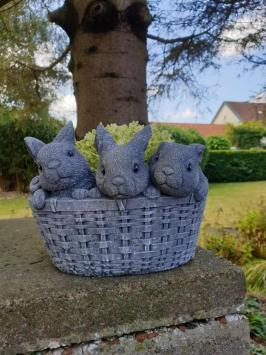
<box><xmin>213</xmin><ymin>101</ymin><xmax>266</xmax><ymax>123</ymax></box>
<box><xmin>153</xmin><ymin>122</ymin><xmax>228</xmax><ymax>137</ymax></box>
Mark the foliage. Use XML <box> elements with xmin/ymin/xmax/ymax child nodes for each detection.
<box><xmin>0</xmin><ymin>0</ymin><xmax>69</xmax><ymax>113</ymax></box>
<box><xmin>202</xmin><ymin>202</ymin><xmax>266</xmax><ymax>295</ymax></box>
<box><xmin>76</xmin><ymin>122</ymin><xmax>173</xmax><ymax>171</ymax></box>
<box><xmin>245</xmin><ymin>297</ymin><xmax>266</xmax><ymax>342</ymax></box>
<box><xmin>0</xmin><ymin>108</ymin><xmax>63</xmax><ymax>191</ymax></box>
<box><xmin>206</xmin><ymin>135</ymin><xmax>231</xmax><ymax>150</ymax></box>
<box><xmin>238</xmin><ymin>203</ymin><xmax>266</xmax><ymax>259</ymax></box>
<box><xmin>227</xmin><ymin>122</ymin><xmax>266</xmax><ymax>149</ymax></box>
<box><xmin>204</xmin><ymin>150</ymin><xmax>266</xmax><ymax>182</ymax></box>
<box><xmin>156</xmin><ymin>124</ymin><xmax>209</xmax><ymax>169</ymax></box>
<box><xmin>250</xmin><ymin>345</ymin><xmax>266</xmax><ymax>355</ymax></box>
<box><xmin>244</xmin><ymin>260</ymin><xmax>266</xmax><ymax>296</ymax></box>
<box><xmin>148</xmin><ymin>0</ymin><xmax>266</xmax><ymax>99</ymax></box>
<box><xmin>1</xmin><ymin>0</ymin><xmax>266</xmax><ymax>107</ymax></box>
<box><xmin>202</xmin><ymin>231</ymin><xmax>253</xmax><ymax>266</ymax></box>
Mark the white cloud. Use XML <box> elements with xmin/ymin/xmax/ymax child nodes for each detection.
<box><xmin>49</xmin><ymin>93</ymin><xmax>77</xmax><ymax>125</ymax></box>
<box><xmin>35</xmin><ymin>43</ymin><xmax>55</xmax><ymax>67</ymax></box>
<box><xmin>34</xmin><ymin>45</ymin><xmax>77</xmax><ymax>124</ymax></box>
<box><xmin>219</xmin><ymin>13</ymin><xmax>266</xmax><ymax>58</ymax></box>
<box><xmin>157</xmin><ymin>108</ymin><xmax>198</xmax><ymax>123</ymax></box>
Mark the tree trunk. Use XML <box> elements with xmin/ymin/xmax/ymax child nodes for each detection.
<box><xmin>49</xmin><ymin>0</ymin><xmax>151</xmax><ymax>139</ymax></box>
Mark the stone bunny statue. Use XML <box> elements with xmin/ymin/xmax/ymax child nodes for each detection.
<box><xmin>149</xmin><ymin>142</ymin><xmax>208</xmax><ymax>202</ymax></box>
<box><xmin>24</xmin><ymin>121</ymin><xmax>96</xmax><ymax>209</ymax></box>
<box><xmin>91</xmin><ymin>124</ymin><xmax>152</xmax><ymax>199</ymax></box>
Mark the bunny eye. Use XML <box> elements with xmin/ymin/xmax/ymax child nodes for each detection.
<box><xmin>101</xmin><ymin>167</ymin><xmax>105</xmax><ymax>175</ymax></box>
<box><xmin>38</xmin><ymin>164</ymin><xmax>43</xmax><ymax>172</ymax></box>
<box><xmin>133</xmin><ymin>163</ymin><xmax>139</xmax><ymax>173</ymax></box>
<box><xmin>67</xmin><ymin>150</ymin><xmax>74</xmax><ymax>157</ymax></box>
<box><xmin>155</xmin><ymin>153</ymin><xmax>160</xmax><ymax>161</ymax></box>
<box><xmin>187</xmin><ymin>162</ymin><xmax>193</xmax><ymax>172</ymax></box>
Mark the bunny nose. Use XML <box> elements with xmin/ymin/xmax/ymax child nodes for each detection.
<box><xmin>47</xmin><ymin>159</ymin><xmax>61</xmax><ymax>169</ymax></box>
<box><xmin>162</xmin><ymin>166</ymin><xmax>174</xmax><ymax>176</ymax></box>
<box><xmin>112</xmin><ymin>176</ymin><xmax>125</xmax><ymax>186</ymax></box>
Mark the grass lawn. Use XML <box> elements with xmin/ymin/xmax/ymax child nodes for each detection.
<box><xmin>203</xmin><ymin>181</ymin><xmax>266</xmax><ymax>227</ymax></box>
<box><xmin>0</xmin><ymin>181</ymin><xmax>266</xmax><ymax>226</ymax></box>
<box><xmin>0</xmin><ymin>193</ymin><xmax>32</xmax><ymax>219</ymax></box>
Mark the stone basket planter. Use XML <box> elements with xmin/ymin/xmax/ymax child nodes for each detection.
<box><xmin>30</xmin><ymin>195</ymin><xmax>206</xmax><ymax>277</ymax></box>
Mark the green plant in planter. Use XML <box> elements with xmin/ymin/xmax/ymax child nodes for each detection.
<box><xmin>206</xmin><ymin>135</ymin><xmax>231</xmax><ymax>150</ymax></box>
<box><xmin>77</xmin><ymin>121</ymin><xmax>174</xmax><ymax>171</ymax></box>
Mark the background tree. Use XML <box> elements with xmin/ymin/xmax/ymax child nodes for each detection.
<box><xmin>0</xmin><ymin>0</ymin><xmax>69</xmax><ymax>119</ymax></box>
<box><xmin>0</xmin><ymin>0</ymin><xmax>265</xmax><ymax>138</ymax></box>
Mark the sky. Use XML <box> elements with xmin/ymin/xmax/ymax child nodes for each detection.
<box><xmin>150</xmin><ymin>59</ymin><xmax>265</xmax><ymax>124</ymax></box>
<box><xmin>47</xmin><ymin>7</ymin><xmax>266</xmax><ymax>126</ymax></box>
<box><xmin>49</xmin><ymin>55</ymin><xmax>265</xmax><ymax>126</ymax></box>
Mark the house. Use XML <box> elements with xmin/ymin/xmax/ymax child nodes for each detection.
<box><xmin>153</xmin><ymin>122</ymin><xmax>228</xmax><ymax>138</ymax></box>
<box><xmin>212</xmin><ymin>101</ymin><xmax>266</xmax><ymax>125</ymax></box>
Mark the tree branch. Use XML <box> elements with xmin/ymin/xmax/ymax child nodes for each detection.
<box><xmin>147</xmin><ymin>30</ymin><xmax>211</xmax><ymax>44</ymax></box>
<box><xmin>0</xmin><ymin>0</ymin><xmax>22</xmax><ymax>11</ymax></box>
<box><xmin>15</xmin><ymin>44</ymin><xmax>70</xmax><ymax>73</ymax></box>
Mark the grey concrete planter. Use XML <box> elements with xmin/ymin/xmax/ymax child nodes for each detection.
<box><xmin>30</xmin><ymin>195</ymin><xmax>206</xmax><ymax>277</ymax></box>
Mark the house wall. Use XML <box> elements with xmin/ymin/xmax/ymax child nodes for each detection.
<box><xmin>213</xmin><ymin>105</ymin><xmax>241</xmax><ymax>125</ymax></box>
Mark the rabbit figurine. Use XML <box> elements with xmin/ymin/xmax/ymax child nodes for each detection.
<box><xmin>25</xmin><ymin>121</ymin><xmax>96</xmax><ymax>209</ymax></box>
<box><xmin>92</xmin><ymin>124</ymin><xmax>152</xmax><ymax>199</ymax></box>
<box><xmin>149</xmin><ymin>142</ymin><xmax>208</xmax><ymax>202</ymax></box>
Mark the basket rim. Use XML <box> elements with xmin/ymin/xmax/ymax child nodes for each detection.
<box><xmin>29</xmin><ymin>194</ymin><xmax>203</xmax><ymax>213</ymax></box>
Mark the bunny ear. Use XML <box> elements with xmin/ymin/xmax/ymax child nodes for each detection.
<box><xmin>95</xmin><ymin>125</ymin><xmax>116</xmax><ymax>154</ymax></box>
<box><xmin>190</xmin><ymin>144</ymin><xmax>205</xmax><ymax>162</ymax></box>
<box><xmin>128</xmin><ymin>125</ymin><xmax>152</xmax><ymax>152</ymax></box>
<box><xmin>24</xmin><ymin>137</ymin><xmax>45</xmax><ymax>160</ymax></box>
<box><xmin>53</xmin><ymin>121</ymin><xmax>75</xmax><ymax>144</ymax></box>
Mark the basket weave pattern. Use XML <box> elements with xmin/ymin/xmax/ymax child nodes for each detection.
<box><xmin>31</xmin><ymin>195</ymin><xmax>205</xmax><ymax>276</ymax></box>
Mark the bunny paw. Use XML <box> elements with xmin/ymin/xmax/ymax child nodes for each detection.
<box><xmin>32</xmin><ymin>189</ymin><xmax>46</xmax><ymax>209</ymax></box>
<box><xmin>194</xmin><ymin>189</ymin><xmax>207</xmax><ymax>202</ymax></box>
<box><xmin>194</xmin><ymin>186</ymin><xmax>208</xmax><ymax>202</ymax></box>
<box><xmin>143</xmin><ymin>185</ymin><xmax>161</xmax><ymax>199</ymax></box>
<box><xmin>72</xmin><ymin>189</ymin><xmax>90</xmax><ymax>200</ymax></box>
<box><xmin>29</xmin><ymin>176</ymin><xmax>41</xmax><ymax>193</ymax></box>
<box><xmin>87</xmin><ymin>187</ymin><xmax>102</xmax><ymax>198</ymax></box>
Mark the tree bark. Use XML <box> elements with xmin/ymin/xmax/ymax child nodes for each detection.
<box><xmin>49</xmin><ymin>0</ymin><xmax>151</xmax><ymax>139</ymax></box>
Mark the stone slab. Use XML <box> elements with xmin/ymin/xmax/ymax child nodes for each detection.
<box><xmin>39</xmin><ymin>315</ymin><xmax>250</xmax><ymax>355</ymax></box>
<box><xmin>0</xmin><ymin>219</ymin><xmax>246</xmax><ymax>354</ymax></box>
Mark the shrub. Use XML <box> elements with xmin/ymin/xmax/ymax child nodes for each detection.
<box><xmin>245</xmin><ymin>297</ymin><xmax>266</xmax><ymax>344</ymax></box>
<box><xmin>238</xmin><ymin>203</ymin><xmax>266</xmax><ymax>259</ymax></box>
<box><xmin>0</xmin><ymin>113</ymin><xmax>63</xmax><ymax>191</ymax></box>
<box><xmin>204</xmin><ymin>150</ymin><xmax>266</xmax><ymax>182</ymax></box>
<box><xmin>206</xmin><ymin>135</ymin><xmax>231</xmax><ymax>150</ymax></box>
<box><xmin>202</xmin><ymin>232</ymin><xmax>253</xmax><ymax>266</ymax></box>
<box><xmin>156</xmin><ymin>124</ymin><xmax>209</xmax><ymax>169</ymax></box>
<box><xmin>228</xmin><ymin>122</ymin><xmax>266</xmax><ymax>149</ymax></box>
<box><xmin>244</xmin><ymin>260</ymin><xmax>266</xmax><ymax>297</ymax></box>
<box><xmin>201</xmin><ymin>203</ymin><xmax>266</xmax><ymax>295</ymax></box>
<box><xmin>77</xmin><ymin>121</ymin><xmax>174</xmax><ymax>171</ymax></box>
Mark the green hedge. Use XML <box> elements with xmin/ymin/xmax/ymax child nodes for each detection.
<box><xmin>206</xmin><ymin>135</ymin><xmax>231</xmax><ymax>150</ymax></box>
<box><xmin>228</xmin><ymin>122</ymin><xmax>266</xmax><ymax>149</ymax></box>
<box><xmin>204</xmin><ymin>150</ymin><xmax>266</xmax><ymax>182</ymax></box>
<box><xmin>0</xmin><ymin>114</ymin><xmax>63</xmax><ymax>191</ymax></box>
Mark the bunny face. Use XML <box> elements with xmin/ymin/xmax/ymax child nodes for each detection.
<box><xmin>95</xmin><ymin>125</ymin><xmax>152</xmax><ymax>198</ymax></box>
<box><xmin>150</xmin><ymin>142</ymin><xmax>205</xmax><ymax>198</ymax></box>
<box><xmin>25</xmin><ymin>122</ymin><xmax>95</xmax><ymax>193</ymax></box>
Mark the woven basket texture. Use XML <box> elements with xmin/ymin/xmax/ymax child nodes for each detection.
<box><xmin>30</xmin><ymin>195</ymin><xmax>206</xmax><ymax>277</ymax></box>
